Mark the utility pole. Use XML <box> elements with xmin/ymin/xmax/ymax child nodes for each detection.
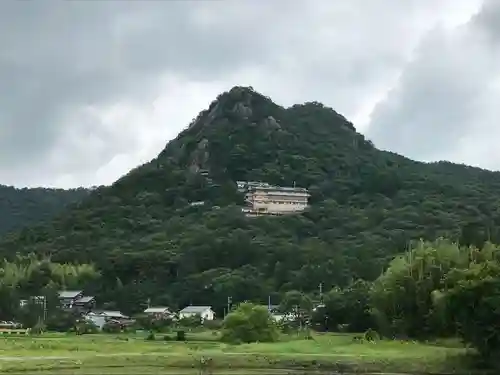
<box><xmin>319</xmin><ymin>282</ymin><xmax>323</xmax><ymax>303</ymax></box>
<box><xmin>36</xmin><ymin>296</ymin><xmax>47</xmax><ymax>329</ymax></box>
<box><xmin>43</xmin><ymin>297</ymin><xmax>47</xmax><ymax>323</ymax></box>
<box><xmin>294</xmin><ymin>304</ymin><xmax>302</xmax><ymax>331</ymax></box>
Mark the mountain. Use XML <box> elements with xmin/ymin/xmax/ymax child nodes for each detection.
<box><xmin>0</xmin><ymin>185</ymin><xmax>89</xmax><ymax>235</ymax></box>
<box><xmin>1</xmin><ymin>86</ymin><xmax>500</xmax><ymax>312</ymax></box>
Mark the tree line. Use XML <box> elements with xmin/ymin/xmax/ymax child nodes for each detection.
<box><xmin>0</xmin><ymin>254</ymin><xmax>99</xmax><ymax>330</ymax></box>
<box><xmin>308</xmin><ymin>238</ymin><xmax>500</xmax><ymax>362</ymax></box>
<box><xmin>0</xmin><ymin>185</ymin><xmax>88</xmax><ymax>235</ymax></box>
<box><xmin>2</xmin><ymin>87</ymin><xmax>500</xmax><ymax>362</ymax></box>
<box><xmin>3</xmin><ymin>88</ymin><xmax>500</xmax><ymax>323</ymax></box>
<box><xmin>1</xmin><ymin>239</ymin><xmax>499</xmax><ymax>362</ymax></box>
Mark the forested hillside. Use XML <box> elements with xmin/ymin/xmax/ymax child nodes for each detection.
<box><xmin>0</xmin><ymin>185</ymin><xmax>89</xmax><ymax>235</ymax></box>
<box><xmin>1</xmin><ymin>86</ymin><xmax>500</xmax><ymax>313</ymax></box>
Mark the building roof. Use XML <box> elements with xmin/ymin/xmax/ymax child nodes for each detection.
<box><xmin>180</xmin><ymin>305</ymin><xmax>212</xmax><ymax>314</ymax></box>
<box><xmin>258</xmin><ymin>304</ymin><xmax>280</xmax><ymax>312</ymax></box>
<box><xmin>89</xmin><ymin>310</ymin><xmax>128</xmax><ymax>318</ymax></box>
<box><xmin>252</xmin><ymin>185</ymin><xmax>308</xmax><ymax>193</ymax></box>
<box><xmin>74</xmin><ymin>296</ymin><xmax>95</xmax><ymax>304</ymax></box>
<box><xmin>58</xmin><ymin>291</ymin><xmax>83</xmax><ymax>299</ymax></box>
<box><xmin>144</xmin><ymin>307</ymin><xmax>171</xmax><ymax>314</ymax></box>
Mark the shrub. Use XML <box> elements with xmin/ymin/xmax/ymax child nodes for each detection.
<box><xmin>364</xmin><ymin>328</ymin><xmax>380</xmax><ymax>342</ymax></box>
<box><xmin>221</xmin><ymin>303</ymin><xmax>278</xmax><ymax>344</ymax></box>
<box><xmin>134</xmin><ymin>313</ymin><xmax>174</xmax><ymax>332</ymax></box>
<box><xmin>338</xmin><ymin>324</ymin><xmax>350</xmax><ymax>332</ymax></box>
<box><xmin>30</xmin><ymin>322</ymin><xmax>45</xmax><ymax>336</ymax></box>
<box><xmin>203</xmin><ymin>319</ymin><xmax>223</xmax><ymax>330</ymax></box>
<box><xmin>176</xmin><ymin>330</ymin><xmax>186</xmax><ymax>341</ymax></box>
<box><xmin>123</xmin><ymin>325</ymin><xmax>136</xmax><ymax>334</ymax></box>
<box><xmin>102</xmin><ymin>321</ymin><xmax>122</xmax><ymax>334</ymax></box>
<box><xmin>145</xmin><ymin>331</ymin><xmax>155</xmax><ymax>341</ymax></box>
<box><xmin>79</xmin><ymin>320</ymin><xmax>99</xmax><ymax>334</ymax></box>
<box><xmin>304</xmin><ymin>328</ymin><xmax>313</xmax><ymax>340</ymax></box>
<box><xmin>45</xmin><ymin>311</ymin><xmax>79</xmax><ymax>332</ymax></box>
<box><xmin>178</xmin><ymin>315</ymin><xmax>202</xmax><ymax>328</ymax></box>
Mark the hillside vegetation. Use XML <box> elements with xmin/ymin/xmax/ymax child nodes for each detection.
<box><xmin>1</xmin><ymin>86</ymin><xmax>500</xmax><ymax>313</ymax></box>
<box><xmin>0</xmin><ymin>185</ymin><xmax>89</xmax><ymax>235</ymax></box>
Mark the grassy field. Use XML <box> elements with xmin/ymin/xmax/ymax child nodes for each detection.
<box><xmin>0</xmin><ymin>331</ymin><xmax>479</xmax><ymax>374</ymax></box>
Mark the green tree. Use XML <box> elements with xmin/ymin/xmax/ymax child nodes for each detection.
<box><xmin>134</xmin><ymin>313</ymin><xmax>174</xmax><ymax>332</ymax></box>
<box><xmin>0</xmin><ymin>185</ymin><xmax>88</xmax><ymax>236</ymax></box>
<box><xmin>0</xmin><ymin>256</ymin><xmax>99</xmax><ymax>325</ymax></box>
<box><xmin>313</xmin><ymin>280</ymin><xmax>373</xmax><ymax>332</ymax></box>
<box><xmin>370</xmin><ymin>239</ymin><xmax>473</xmax><ymax>338</ymax></box>
<box><xmin>45</xmin><ymin>310</ymin><xmax>79</xmax><ymax>332</ymax></box>
<box><xmin>178</xmin><ymin>314</ymin><xmax>202</xmax><ymax>328</ymax></box>
<box><xmin>442</xmin><ymin>260</ymin><xmax>500</xmax><ymax>359</ymax></box>
<box><xmin>280</xmin><ymin>290</ymin><xmax>312</xmax><ymax>327</ymax></box>
<box><xmin>221</xmin><ymin>303</ymin><xmax>278</xmax><ymax>343</ymax></box>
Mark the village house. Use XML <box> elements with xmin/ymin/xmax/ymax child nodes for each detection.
<box><xmin>85</xmin><ymin>310</ymin><xmax>130</xmax><ymax>330</ymax></box>
<box><xmin>58</xmin><ymin>291</ymin><xmax>96</xmax><ymax>312</ymax></box>
<box><xmin>19</xmin><ymin>295</ymin><xmax>45</xmax><ymax>308</ymax></box>
<box><xmin>143</xmin><ymin>307</ymin><xmax>174</xmax><ymax>319</ymax></box>
<box><xmin>72</xmin><ymin>296</ymin><xmax>96</xmax><ymax>312</ymax></box>
<box><xmin>58</xmin><ymin>291</ymin><xmax>83</xmax><ymax>308</ymax></box>
<box><xmin>179</xmin><ymin>305</ymin><xmax>215</xmax><ymax>321</ymax></box>
<box><xmin>260</xmin><ymin>304</ymin><xmax>289</xmax><ymax>322</ymax></box>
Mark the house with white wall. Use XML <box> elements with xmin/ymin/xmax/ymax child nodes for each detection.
<box><xmin>85</xmin><ymin>310</ymin><xmax>129</xmax><ymax>330</ymax></box>
<box><xmin>179</xmin><ymin>306</ymin><xmax>215</xmax><ymax>321</ymax></box>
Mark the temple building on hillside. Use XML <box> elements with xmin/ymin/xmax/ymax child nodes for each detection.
<box><xmin>237</xmin><ymin>181</ymin><xmax>310</xmax><ymax>217</ymax></box>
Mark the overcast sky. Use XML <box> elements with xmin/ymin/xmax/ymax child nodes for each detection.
<box><xmin>1</xmin><ymin>0</ymin><xmax>498</xmax><ymax>188</ymax></box>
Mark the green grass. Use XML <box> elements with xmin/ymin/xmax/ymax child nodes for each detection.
<box><xmin>0</xmin><ymin>331</ymin><xmax>480</xmax><ymax>374</ymax></box>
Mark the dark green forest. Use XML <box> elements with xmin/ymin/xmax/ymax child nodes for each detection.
<box><xmin>0</xmin><ymin>185</ymin><xmax>89</xmax><ymax>235</ymax></box>
<box><xmin>1</xmin><ymin>86</ymin><xmax>500</xmax><ymax>356</ymax></box>
<box><xmin>313</xmin><ymin>238</ymin><xmax>500</xmax><ymax>361</ymax></box>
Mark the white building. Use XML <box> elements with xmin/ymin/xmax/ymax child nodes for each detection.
<box><xmin>85</xmin><ymin>311</ymin><xmax>129</xmax><ymax>330</ymax></box>
<box><xmin>260</xmin><ymin>305</ymin><xmax>294</xmax><ymax>323</ymax></box>
<box><xmin>238</xmin><ymin>181</ymin><xmax>310</xmax><ymax>216</ymax></box>
<box><xmin>144</xmin><ymin>307</ymin><xmax>174</xmax><ymax>319</ymax></box>
<box><xmin>179</xmin><ymin>306</ymin><xmax>215</xmax><ymax>321</ymax></box>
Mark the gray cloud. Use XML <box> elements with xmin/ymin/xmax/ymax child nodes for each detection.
<box><xmin>0</xmin><ymin>0</ymin><xmax>489</xmax><ymax>187</ymax></box>
<box><xmin>367</xmin><ymin>0</ymin><xmax>500</xmax><ymax>164</ymax></box>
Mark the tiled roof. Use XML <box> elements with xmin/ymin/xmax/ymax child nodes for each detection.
<box><xmin>74</xmin><ymin>296</ymin><xmax>95</xmax><ymax>304</ymax></box>
<box><xmin>180</xmin><ymin>305</ymin><xmax>212</xmax><ymax>314</ymax></box>
<box><xmin>144</xmin><ymin>307</ymin><xmax>171</xmax><ymax>313</ymax></box>
<box><xmin>89</xmin><ymin>311</ymin><xmax>128</xmax><ymax>318</ymax></box>
<box><xmin>58</xmin><ymin>291</ymin><xmax>82</xmax><ymax>299</ymax></box>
